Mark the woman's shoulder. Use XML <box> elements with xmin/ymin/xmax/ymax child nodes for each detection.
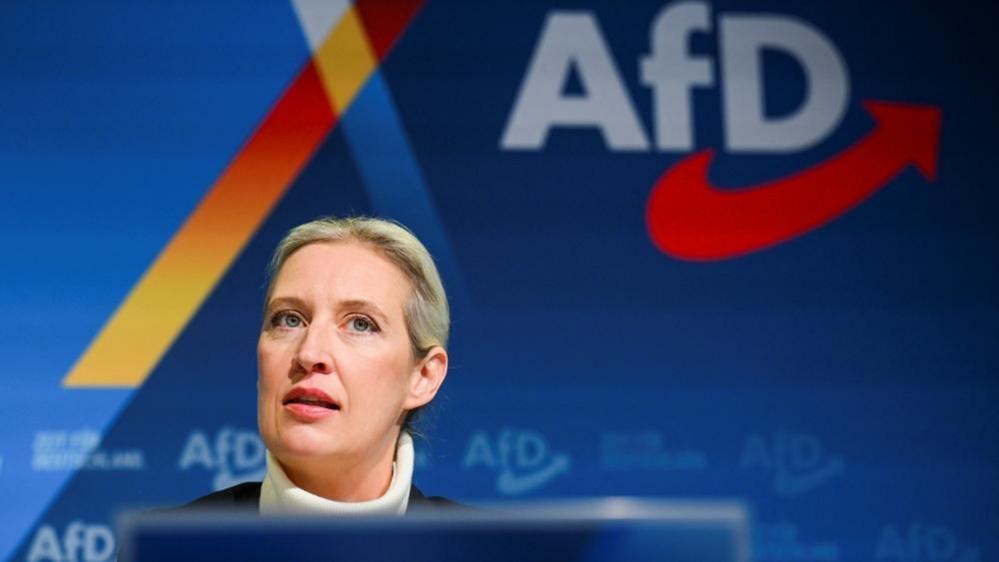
<box><xmin>169</xmin><ymin>482</ymin><xmax>466</xmax><ymax>513</ymax></box>
<box><xmin>408</xmin><ymin>486</ymin><xmax>471</xmax><ymax>511</ymax></box>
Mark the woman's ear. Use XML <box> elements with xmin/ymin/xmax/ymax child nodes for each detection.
<box><xmin>404</xmin><ymin>346</ymin><xmax>448</xmax><ymax>410</ymax></box>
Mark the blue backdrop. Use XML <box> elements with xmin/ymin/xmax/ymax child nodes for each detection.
<box><xmin>1</xmin><ymin>1</ymin><xmax>996</xmax><ymax>561</ymax></box>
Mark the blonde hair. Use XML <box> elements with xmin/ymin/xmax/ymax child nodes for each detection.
<box><xmin>265</xmin><ymin>216</ymin><xmax>450</xmax><ymax>358</ymax></box>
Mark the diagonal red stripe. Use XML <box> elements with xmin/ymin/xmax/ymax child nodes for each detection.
<box><xmin>355</xmin><ymin>0</ymin><xmax>425</xmax><ymax>59</ymax></box>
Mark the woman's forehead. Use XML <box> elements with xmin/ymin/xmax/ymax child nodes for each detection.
<box><xmin>270</xmin><ymin>242</ymin><xmax>411</xmax><ymax>308</ymax></box>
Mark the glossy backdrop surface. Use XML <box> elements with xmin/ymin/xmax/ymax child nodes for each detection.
<box><xmin>1</xmin><ymin>1</ymin><xmax>996</xmax><ymax>561</ymax></box>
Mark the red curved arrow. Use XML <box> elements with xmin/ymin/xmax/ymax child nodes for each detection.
<box><xmin>646</xmin><ymin>100</ymin><xmax>942</xmax><ymax>261</ymax></box>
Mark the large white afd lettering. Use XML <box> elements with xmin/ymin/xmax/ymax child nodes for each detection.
<box><xmin>502</xmin><ymin>1</ymin><xmax>850</xmax><ymax>153</ymax></box>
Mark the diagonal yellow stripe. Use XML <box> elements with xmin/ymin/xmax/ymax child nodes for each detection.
<box><xmin>312</xmin><ymin>6</ymin><xmax>377</xmax><ymax>113</ymax></box>
<box><xmin>64</xmin><ymin>7</ymin><xmax>388</xmax><ymax>388</ymax></box>
<box><xmin>63</xmin><ymin>60</ymin><xmax>336</xmax><ymax>388</ymax></box>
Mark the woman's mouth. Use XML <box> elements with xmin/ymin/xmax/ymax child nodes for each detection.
<box><xmin>282</xmin><ymin>387</ymin><xmax>340</xmax><ymax>421</ymax></box>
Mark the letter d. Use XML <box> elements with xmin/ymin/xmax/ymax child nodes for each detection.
<box><xmin>83</xmin><ymin>526</ymin><xmax>114</xmax><ymax>562</ymax></box>
<box><xmin>720</xmin><ymin>13</ymin><xmax>848</xmax><ymax>152</ymax></box>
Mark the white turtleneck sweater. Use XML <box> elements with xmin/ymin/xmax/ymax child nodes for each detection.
<box><xmin>259</xmin><ymin>432</ymin><xmax>414</xmax><ymax>516</ymax></box>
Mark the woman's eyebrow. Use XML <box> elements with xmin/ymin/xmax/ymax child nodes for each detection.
<box><xmin>266</xmin><ymin>296</ymin><xmax>306</xmax><ymax>312</ymax></box>
<box><xmin>338</xmin><ymin>299</ymin><xmax>390</xmax><ymax>323</ymax></box>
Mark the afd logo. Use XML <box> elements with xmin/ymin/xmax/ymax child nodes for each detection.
<box><xmin>178</xmin><ymin>427</ymin><xmax>266</xmax><ymax>490</ymax></box>
<box><xmin>875</xmin><ymin>524</ymin><xmax>979</xmax><ymax>562</ymax></box>
<box><xmin>26</xmin><ymin>523</ymin><xmax>114</xmax><ymax>562</ymax></box>
<box><xmin>462</xmin><ymin>429</ymin><xmax>571</xmax><ymax>495</ymax></box>
<box><xmin>739</xmin><ymin>431</ymin><xmax>843</xmax><ymax>495</ymax></box>
<box><xmin>502</xmin><ymin>1</ymin><xmax>940</xmax><ymax>260</ymax></box>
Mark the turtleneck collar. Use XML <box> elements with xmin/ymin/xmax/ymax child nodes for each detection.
<box><xmin>259</xmin><ymin>432</ymin><xmax>413</xmax><ymax>516</ymax></box>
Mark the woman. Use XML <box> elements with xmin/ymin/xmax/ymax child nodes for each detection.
<box><xmin>183</xmin><ymin>216</ymin><xmax>455</xmax><ymax>514</ymax></box>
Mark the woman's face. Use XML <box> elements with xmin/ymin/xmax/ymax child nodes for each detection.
<box><xmin>257</xmin><ymin>241</ymin><xmax>436</xmax><ymax>469</ymax></box>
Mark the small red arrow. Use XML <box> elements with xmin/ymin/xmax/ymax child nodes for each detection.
<box><xmin>646</xmin><ymin>100</ymin><xmax>942</xmax><ymax>261</ymax></box>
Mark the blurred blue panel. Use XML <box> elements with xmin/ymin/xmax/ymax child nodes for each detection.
<box><xmin>0</xmin><ymin>0</ymin><xmax>308</xmax><ymax>558</ymax></box>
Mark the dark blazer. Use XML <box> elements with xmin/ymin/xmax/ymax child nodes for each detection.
<box><xmin>179</xmin><ymin>482</ymin><xmax>462</xmax><ymax>513</ymax></box>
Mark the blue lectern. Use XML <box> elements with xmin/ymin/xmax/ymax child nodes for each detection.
<box><xmin>120</xmin><ymin>498</ymin><xmax>750</xmax><ymax>562</ymax></box>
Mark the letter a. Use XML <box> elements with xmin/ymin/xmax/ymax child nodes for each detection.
<box><xmin>27</xmin><ymin>526</ymin><xmax>63</xmax><ymax>562</ymax></box>
<box><xmin>178</xmin><ymin>431</ymin><xmax>215</xmax><ymax>470</ymax></box>
<box><xmin>462</xmin><ymin>432</ymin><xmax>497</xmax><ymax>469</ymax></box>
<box><xmin>501</xmin><ymin>12</ymin><xmax>649</xmax><ymax>151</ymax></box>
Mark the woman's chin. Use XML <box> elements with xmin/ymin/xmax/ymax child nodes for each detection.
<box><xmin>274</xmin><ymin>424</ymin><xmax>345</xmax><ymax>458</ymax></box>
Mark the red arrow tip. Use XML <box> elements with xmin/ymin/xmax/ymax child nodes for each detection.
<box><xmin>863</xmin><ymin>100</ymin><xmax>942</xmax><ymax>181</ymax></box>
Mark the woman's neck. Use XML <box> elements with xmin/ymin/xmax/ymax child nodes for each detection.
<box><xmin>259</xmin><ymin>432</ymin><xmax>414</xmax><ymax>516</ymax></box>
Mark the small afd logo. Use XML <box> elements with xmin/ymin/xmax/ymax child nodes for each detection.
<box><xmin>178</xmin><ymin>427</ymin><xmax>266</xmax><ymax>490</ymax></box>
<box><xmin>462</xmin><ymin>428</ymin><xmax>571</xmax><ymax>495</ymax></box>
<box><xmin>875</xmin><ymin>524</ymin><xmax>979</xmax><ymax>562</ymax></box>
<box><xmin>740</xmin><ymin>431</ymin><xmax>844</xmax><ymax>495</ymax></box>
<box><xmin>26</xmin><ymin>522</ymin><xmax>114</xmax><ymax>562</ymax></box>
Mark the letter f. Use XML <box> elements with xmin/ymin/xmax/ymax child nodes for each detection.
<box><xmin>63</xmin><ymin>522</ymin><xmax>85</xmax><ymax>562</ymax></box>
<box><xmin>641</xmin><ymin>1</ymin><xmax>714</xmax><ymax>151</ymax></box>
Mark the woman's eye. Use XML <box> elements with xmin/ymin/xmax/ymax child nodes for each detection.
<box><xmin>273</xmin><ymin>312</ymin><xmax>304</xmax><ymax>329</ymax></box>
<box><xmin>347</xmin><ymin>316</ymin><xmax>377</xmax><ymax>333</ymax></box>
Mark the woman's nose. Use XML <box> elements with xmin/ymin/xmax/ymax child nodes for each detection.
<box><xmin>295</xmin><ymin>325</ymin><xmax>335</xmax><ymax>375</ymax></box>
